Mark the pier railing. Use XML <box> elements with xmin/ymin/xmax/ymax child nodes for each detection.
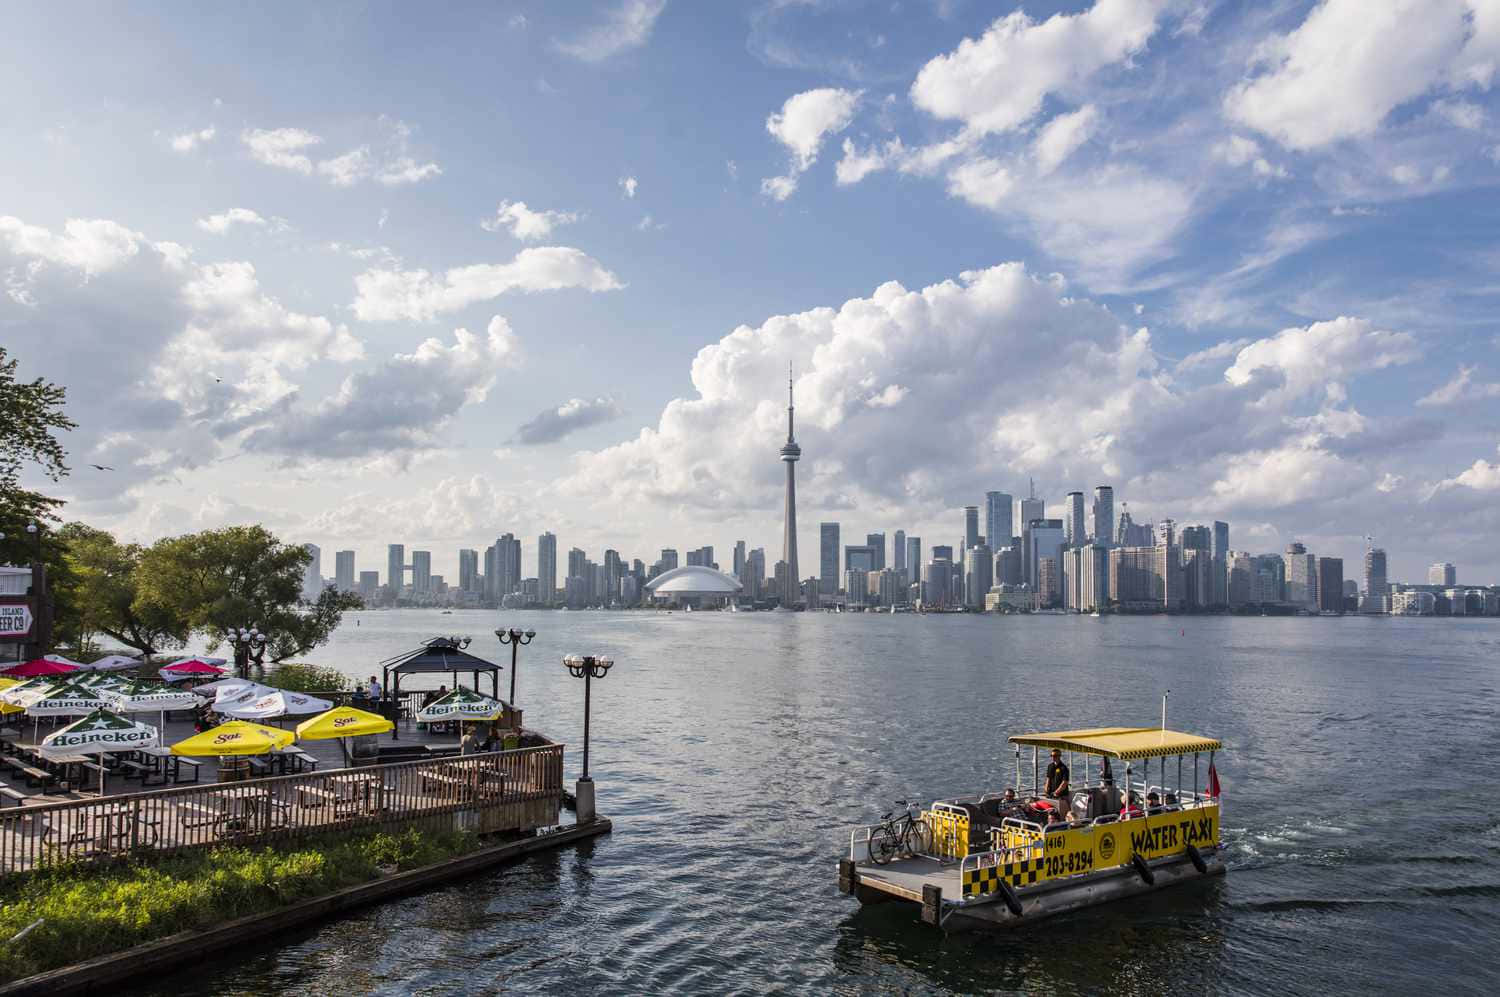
<box><xmin>0</xmin><ymin>744</ymin><xmax>563</xmax><ymax>876</ymax></box>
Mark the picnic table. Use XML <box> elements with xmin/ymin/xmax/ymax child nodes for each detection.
<box><xmin>214</xmin><ymin>786</ymin><xmax>291</xmax><ymax>836</ymax></box>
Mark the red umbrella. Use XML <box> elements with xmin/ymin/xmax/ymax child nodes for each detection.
<box><xmin>0</xmin><ymin>658</ymin><xmax>81</xmax><ymax>677</ymax></box>
<box><xmin>158</xmin><ymin>659</ymin><xmax>225</xmax><ymax>682</ymax></box>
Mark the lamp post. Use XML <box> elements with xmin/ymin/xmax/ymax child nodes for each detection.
<box><xmin>496</xmin><ymin>627</ymin><xmax>535</xmax><ymax>704</ymax></box>
<box><xmin>226</xmin><ymin>626</ymin><xmax>270</xmax><ymax>679</ymax></box>
<box><xmin>562</xmin><ymin>653</ymin><xmax>613</xmax><ymax>823</ymax></box>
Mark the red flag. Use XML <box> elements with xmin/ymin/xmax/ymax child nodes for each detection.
<box><xmin>1206</xmin><ymin>762</ymin><xmax>1222</xmax><ymax>799</ymax></box>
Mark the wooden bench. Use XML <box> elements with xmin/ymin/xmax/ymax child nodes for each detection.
<box><xmin>295</xmin><ymin>785</ymin><xmax>339</xmax><ymax>809</ymax></box>
<box><xmin>0</xmin><ymin>786</ymin><xmax>30</xmax><ymax>806</ymax></box>
<box><xmin>179</xmin><ymin>801</ymin><xmax>224</xmax><ymax>828</ymax></box>
<box><xmin>175</xmin><ymin>757</ymin><xmax>202</xmax><ymax>783</ymax></box>
<box><xmin>13</xmin><ymin>762</ymin><xmax>55</xmax><ymax>788</ymax></box>
<box><xmin>118</xmin><ymin>759</ymin><xmax>150</xmax><ymax>780</ymax></box>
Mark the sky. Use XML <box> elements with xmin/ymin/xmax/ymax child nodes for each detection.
<box><xmin>6</xmin><ymin>0</ymin><xmax>1500</xmax><ymax>586</ymax></box>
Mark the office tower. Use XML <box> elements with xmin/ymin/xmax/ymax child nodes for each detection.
<box><xmin>603</xmin><ymin>549</ymin><xmax>622</xmax><ymax>603</ymax></box>
<box><xmin>995</xmin><ymin>546</ymin><xmax>1022</xmax><ymax>586</ymax></box>
<box><xmin>866</xmin><ymin>532</ymin><xmax>886</xmax><ymax>572</ymax></box>
<box><xmin>1252</xmin><ymin>553</ymin><xmax>1286</xmax><ymax>603</ymax></box>
<box><xmin>410</xmin><ymin>550</ymin><xmax>431</xmax><ymax>593</ymax></box>
<box><xmin>1227</xmin><ymin>552</ymin><xmax>1253</xmax><ymax>607</ymax></box>
<box><xmin>1181</xmin><ymin>525</ymin><xmax>1211</xmax><ymax>604</ymax></box>
<box><xmin>893</xmin><ymin>530</ymin><xmax>906</xmax><ymax>574</ymax></box>
<box><xmin>733</xmin><ymin>540</ymin><xmax>747</xmax><ymax>580</ymax></box>
<box><xmin>774</xmin><ymin>559</ymin><xmax>793</xmax><ymax>605</ymax></box>
<box><xmin>687</xmin><ymin>548</ymin><xmax>705</xmax><ymax>566</ymax></box>
<box><xmin>1063</xmin><ymin>492</ymin><xmax>1085</xmax><ymax>547</ymax></box>
<box><xmin>780</xmin><ymin>370</ymin><xmax>802</xmax><ymax>605</ymax></box>
<box><xmin>1283</xmin><ymin>543</ymin><xmax>1316</xmax><ymax>609</ymax></box>
<box><xmin>568</xmin><ymin>547</ymin><xmax>587</xmax><ymax>580</ymax></box>
<box><xmin>1363</xmin><ymin>547</ymin><xmax>1387</xmax><ymax>613</ymax></box>
<box><xmin>1155</xmin><ymin>529</ymin><xmax>1183</xmax><ymax>611</ymax></box>
<box><xmin>1062</xmin><ymin>545</ymin><xmax>1109</xmax><ymax>612</ymax></box>
<box><xmin>746</xmin><ymin>548</ymin><xmax>766</xmax><ymax>600</ymax></box>
<box><xmin>1092</xmin><ymin>487</ymin><xmax>1114</xmax><ymax>546</ymax></box>
<box><xmin>985</xmin><ymin>493</ymin><xmax>1013</xmax><ymax>555</ymax></box>
<box><xmin>905</xmin><ymin>536</ymin><xmax>921</xmax><ymax>579</ymax></box>
<box><xmin>301</xmin><ymin>544</ymin><xmax>322</xmax><ymax>601</ymax></box>
<box><xmin>1428</xmin><ymin>562</ymin><xmax>1456</xmax><ymax>586</ymax></box>
<box><xmin>1109</xmin><ymin>546</ymin><xmax>1156</xmax><ymax>606</ymax></box>
<box><xmin>356</xmin><ymin>570</ymin><xmax>378</xmax><ymax>599</ymax></box>
<box><xmin>1026</xmin><ymin>520</ymin><xmax>1064</xmax><ymax>603</ymax></box>
<box><xmin>1316</xmin><ymin>557</ymin><xmax>1345</xmax><ymax>613</ymax></box>
<box><xmin>1016</xmin><ymin>479</ymin><xmax>1044</xmax><ymax>540</ymax></box>
<box><xmin>819</xmin><ymin>523</ymin><xmax>839</xmax><ymax>594</ymax></box>
<box><xmin>1212</xmin><ymin>521</ymin><xmax>1229</xmax><ymax>605</ymax></box>
<box><xmin>962</xmin><ymin>507</ymin><xmax>980</xmax><ymax>552</ymax></box>
<box><xmin>845</xmin><ymin>544</ymin><xmax>875</xmax><ymax>574</ymax></box>
<box><xmin>387</xmin><ymin>544</ymin><xmax>405</xmax><ymax>595</ymax></box>
<box><xmin>965</xmin><ymin>544</ymin><xmax>993</xmax><ymax>608</ymax></box>
<box><xmin>456</xmin><ymin>549</ymin><xmax>477</xmax><ymax>592</ymax></box>
<box><xmin>844</xmin><ymin>569</ymin><xmax>868</xmax><ymax>607</ymax></box>
<box><xmin>924</xmin><ymin>557</ymin><xmax>952</xmax><ymax>608</ymax></box>
<box><xmin>334</xmin><ymin>550</ymin><xmax>355</xmax><ymax>591</ymax></box>
<box><xmin>931</xmin><ymin>544</ymin><xmax>953</xmax><ymax>562</ymax></box>
<box><xmin>538</xmin><ymin>533</ymin><xmax>557</xmax><ymax>606</ymax></box>
<box><xmin>660</xmin><ymin>549</ymin><xmax>679</xmax><ymax>572</ymax></box>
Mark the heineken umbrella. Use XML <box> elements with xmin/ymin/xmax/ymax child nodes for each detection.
<box><xmin>296</xmin><ymin>706</ymin><xmax>393</xmax><ymax>739</ymax></box>
<box><xmin>40</xmin><ymin>708</ymin><xmax>159</xmax><ymax>795</ymax></box>
<box><xmin>104</xmin><ymin>678</ymin><xmax>200</xmax><ymax>733</ymax></box>
<box><xmin>192</xmin><ymin>677</ymin><xmax>263</xmax><ymax>699</ymax></box>
<box><xmin>216</xmin><ymin>688</ymin><xmax>333</xmax><ymax>720</ymax></box>
<box><xmin>170</xmin><ymin>720</ymin><xmax>294</xmax><ymax>757</ymax></box>
<box><xmin>0</xmin><ymin>677</ymin><xmax>21</xmax><ymax>716</ymax></box>
<box><xmin>82</xmin><ymin>654</ymin><xmax>144</xmax><ymax>672</ymax></box>
<box><xmin>24</xmin><ymin>686</ymin><xmax>108</xmax><ymax>741</ymax></box>
<box><xmin>415</xmin><ymin>685</ymin><xmax>506</xmax><ymax>724</ymax></box>
<box><xmin>0</xmin><ymin>676</ymin><xmax>61</xmax><ymax>708</ymax></box>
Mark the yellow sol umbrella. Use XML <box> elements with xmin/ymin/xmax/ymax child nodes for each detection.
<box><xmin>295</xmin><ymin>706</ymin><xmax>393</xmax><ymax>740</ymax></box>
<box><xmin>0</xmin><ymin>677</ymin><xmax>21</xmax><ymax>716</ymax></box>
<box><xmin>171</xmin><ymin>720</ymin><xmax>294</xmax><ymax>756</ymax></box>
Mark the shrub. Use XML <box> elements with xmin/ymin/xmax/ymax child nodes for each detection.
<box><xmin>266</xmin><ymin>662</ymin><xmax>351</xmax><ymax>692</ymax></box>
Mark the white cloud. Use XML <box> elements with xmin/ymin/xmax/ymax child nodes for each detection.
<box><xmin>619</xmin><ymin>176</ymin><xmax>638</xmax><ymax>198</ymax></box>
<box><xmin>0</xmin><ymin>216</ymin><xmax>144</xmax><ymax>275</ymax></box>
<box><xmin>169</xmin><ymin>126</ymin><xmax>216</xmax><ymax>153</ymax></box>
<box><xmin>196</xmin><ymin>208</ymin><xmax>267</xmax><ymax>234</ymax></box>
<box><xmin>1375</xmin><ymin>472</ymin><xmax>1404</xmax><ymax>493</ymax></box>
<box><xmin>352</xmin><ymin>246</ymin><xmax>623</xmax><ymax>321</ymax></box>
<box><xmin>513</xmin><ymin>396</ymin><xmax>625</xmax><ymax>444</ymax></box>
<box><xmin>1417</xmin><ymin>365</ymin><xmax>1500</xmax><ymax>406</ymax></box>
<box><xmin>1223</xmin><ymin>0</ymin><xmax>1477</xmax><ymax>151</ymax></box>
<box><xmin>835</xmin><ymin>137</ymin><xmax>895</xmax><ymax>185</ymax></box>
<box><xmin>910</xmin><ymin>0</ymin><xmax>1163</xmax><ymax>137</ymax></box>
<box><xmin>1432</xmin><ymin>97</ymin><xmax>1486</xmax><ymax>129</ymax></box>
<box><xmin>1032</xmin><ymin>105</ymin><xmax>1099</xmax><ymax>175</ymax></box>
<box><xmin>945</xmin><ymin>156</ymin><xmax>1015</xmax><ymax>209</ymax></box>
<box><xmin>1225</xmin><ymin>316</ymin><xmax>1418</xmax><ymax>401</ymax></box>
<box><xmin>762</xmin><ymin>87</ymin><xmax>861</xmax><ymax>197</ymax></box>
<box><xmin>1175</xmin><ymin>338</ymin><xmax>1252</xmax><ymax>373</ymax></box>
<box><xmin>1432</xmin><ymin>446</ymin><xmax>1500</xmax><ymax>493</ymax></box>
<box><xmin>555</xmin><ymin>0</ymin><xmax>667</xmax><ymax>62</ymax></box>
<box><xmin>1212</xmin><ymin>134</ymin><xmax>1288</xmax><ymax>179</ymax></box>
<box><xmin>482</xmin><ymin>200</ymin><xmax>582</xmax><ymax>240</ymax></box>
<box><xmin>242</xmin><ymin>127</ymin><xmax>321</xmax><ymax>173</ymax></box>
<box><xmin>1390</xmin><ymin>163</ymin><xmax>1422</xmax><ymax>185</ymax></box>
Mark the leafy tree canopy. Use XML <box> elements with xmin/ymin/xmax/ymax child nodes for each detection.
<box><xmin>0</xmin><ymin>346</ymin><xmax>74</xmax><ymax>490</ymax></box>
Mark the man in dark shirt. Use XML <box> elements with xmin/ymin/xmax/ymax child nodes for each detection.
<box><xmin>1045</xmin><ymin>749</ymin><xmax>1070</xmax><ymax>819</ymax></box>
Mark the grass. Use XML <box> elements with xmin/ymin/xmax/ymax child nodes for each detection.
<box><xmin>0</xmin><ymin>828</ymin><xmax>479</xmax><ymax>984</ymax></box>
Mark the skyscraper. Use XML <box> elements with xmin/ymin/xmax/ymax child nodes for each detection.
<box><xmin>334</xmin><ymin>549</ymin><xmax>355</xmax><ymax>591</ymax></box>
<box><xmin>411</xmin><ymin>550</ymin><xmax>431</xmax><ymax>593</ymax></box>
<box><xmin>733</xmin><ymin>540</ymin><xmax>747</xmax><ymax>582</ymax></box>
<box><xmin>1092</xmin><ymin>487</ymin><xmax>1114</xmax><ymax>546</ymax></box>
<box><xmin>1026</xmin><ymin>519</ymin><xmax>1064</xmax><ymax>604</ymax></box>
<box><xmin>845</xmin><ymin>545</ymin><xmax>876</xmax><ymax>573</ymax></box>
<box><xmin>1212</xmin><ymin>521</ymin><xmax>1229</xmax><ymax>606</ymax></box>
<box><xmin>1284</xmin><ymin>542</ymin><xmax>1317</xmax><ymax>609</ymax></box>
<box><xmin>893</xmin><ymin>529</ymin><xmax>906</xmax><ymax>575</ymax></box>
<box><xmin>1363</xmin><ymin>546</ymin><xmax>1387</xmax><ymax>613</ymax></box>
<box><xmin>963</xmin><ymin>506</ymin><xmax>980</xmax><ymax>550</ymax></box>
<box><xmin>458</xmin><ymin>549</ymin><xmax>479</xmax><ymax>593</ymax></box>
<box><xmin>1316</xmin><ymin>557</ymin><xmax>1345</xmax><ymax>613</ymax></box>
<box><xmin>906</xmin><ymin>536</ymin><xmax>921</xmax><ymax>580</ymax></box>
<box><xmin>985</xmin><ymin>492</ymin><xmax>1013</xmax><ymax>551</ymax></box>
<box><xmin>866</xmin><ymin>532</ymin><xmax>886</xmax><ymax>572</ymax></box>
<box><xmin>537</xmin><ymin>533</ymin><xmax>557</xmax><ymax>606</ymax></box>
<box><xmin>1016</xmin><ymin>480</ymin><xmax>1044</xmax><ymax>543</ymax></box>
<box><xmin>819</xmin><ymin>523</ymin><xmax>839</xmax><ymax>594</ymax></box>
<box><xmin>301</xmin><ymin>544</ymin><xmax>322</xmax><ymax>601</ymax></box>
<box><xmin>780</xmin><ymin>369</ymin><xmax>801</xmax><ymax>605</ymax></box>
<box><xmin>387</xmin><ymin>544</ymin><xmax>404</xmax><ymax>595</ymax></box>
<box><xmin>1428</xmin><ymin>562</ymin><xmax>1456</xmax><ymax>586</ymax></box>
<box><xmin>1064</xmin><ymin>491</ymin><xmax>1086</xmax><ymax>547</ymax></box>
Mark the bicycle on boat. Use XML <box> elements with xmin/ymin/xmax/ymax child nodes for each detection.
<box><xmin>867</xmin><ymin>799</ymin><xmax>930</xmax><ymax>865</ymax></box>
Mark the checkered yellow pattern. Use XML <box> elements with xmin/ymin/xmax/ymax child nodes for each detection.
<box><xmin>962</xmin><ymin>856</ymin><xmax>1045</xmax><ymax>898</ymax></box>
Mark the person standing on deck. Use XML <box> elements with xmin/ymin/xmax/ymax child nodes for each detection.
<box><xmin>1045</xmin><ymin>748</ymin><xmax>1071</xmax><ymax>817</ymax></box>
<box><xmin>367</xmin><ymin>675</ymin><xmax>382</xmax><ymax>703</ymax></box>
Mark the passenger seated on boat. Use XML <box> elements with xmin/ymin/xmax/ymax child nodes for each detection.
<box><xmin>1001</xmin><ymin>787</ymin><xmax>1016</xmax><ymax>803</ymax></box>
<box><xmin>1119</xmin><ymin>792</ymin><xmax>1144</xmax><ymax>820</ymax></box>
<box><xmin>1163</xmin><ymin>792</ymin><xmax>1179</xmax><ymax>809</ymax></box>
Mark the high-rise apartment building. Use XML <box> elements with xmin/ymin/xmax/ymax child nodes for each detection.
<box><xmin>301</xmin><ymin>544</ymin><xmax>322</xmax><ymax>601</ymax></box>
<box><xmin>1026</xmin><ymin>519</ymin><xmax>1064</xmax><ymax>603</ymax></box>
<box><xmin>1363</xmin><ymin>547</ymin><xmax>1387</xmax><ymax>614</ymax></box>
<box><xmin>1428</xmin><ymin>562</ymin><xmax>1456</xmax><ymax>586</ymax></box>
<box><xmin>387</xmin><ymin>544</ymin><xmax>405</xmax><ymax>595</ymax></box>
<box><xmin>411</xmin><ymin>550</ymin><xmax>432</xmax><ymax>593</ymax></box>
<box><xmin>1064</xmin><ymin>492</ymin><xmax>1087</xmax><ymax>547</ymax></box>
<box><xmin>962</xmin><ymin>507</ymin><xmax>980</xmax><ymax>552</ymax></box>
<box><xmin>1016</xmin><ymin>486</ymin><xmax>1044</xmax><ymax>542</ymax></box>
<box><xmin>746</xmin><ymin>548</ymin><xmax>766</xmax><ymax>600</ymax></box>
<box><xmin>819</xmin><ymin>523</ymin><xmax>839</xmax><ymax>594</ymax></box>
<box><xmin>965</xmin><ymin>544</ymin><xmax>992</xmax><ymax>609</ymax></box>
<box><xmin>1284</xmin><ymin>543</ymin><xmax>1317</xmax><ymax>609</ymax></box>
<box><xmin>905</xmin><ymin>536</ymin><xmax>921</xmax><ymax>579</ymax></box>
<box><xmin>866</xmin><ymin>532</ymin><xmax>886</xmax><ymax>572</ymax></box>
<box><xmin>733</xmin><ymin>540</ymin><xmax>747</xmax><ymax>582</ymax></box>
<box><xmin>1092</xmin><ymin>487</ymin><xmax>1114</xmax><ymax>546</ymax></box>
<box><xmin>457</xmin><ymin>549</ymin><xmax>478</xmax><ymax>592</ymax></box>
<box><xmin>1109</xmin><ymin>546</ymin><xmax>1157</xmax><ymax>606</ymax></box>
<box><xmin>538</xmin><ymin>533</ymin><xmax>557</xmax><ymax>606</ymax></box>
<box><xmin>924</xmin><ymin>556</ymin><xmax>953</xmax><ymax>608</ymax></box>
<box><xmin>568</xmin><ymin>547</ymin><xmax>588</xmax><ymax>581</ymax></box>
<box><xmin>893</xmin><ymin>530</ymin><xmax>906</xmax><ymax>575</ymax></box>
<box><xmin>845</xmin><ymin>544</ymin><xmax>875</xmax><ymax>574</ymax></box>
<box><xmin>1063</xmin><ymin>544</ymin><xmax>1109</xmax><ymax>611</ymax></box>
<box><xmin>357</xmin><ymin>570</ymin><xmax>379</xmax><ymax>600</ymax></box>
<box><xmin>1316</xmin><ymin>557</ymin><xmax>1345</xmax><ymax>613</ymax></box>
<box><xmin>985</xmin><ymin>492</ymin><xmax>1014</xmax><ymax>552</ymax></box>
<box><xmin>1227</xmin><ymin>551</ymin><xmax>1253</xmax><ymax>607</ymax></box>
<box><xmin>1212</xmin><ymin>521</ymin><xmax>1229</xmax><ymax>604</ymax></box>
<box><xmin>334</xmin><ymin>550</ymin><xmax>355</xmax><ymax>591</ymax></box>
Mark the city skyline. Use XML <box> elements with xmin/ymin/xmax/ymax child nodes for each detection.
<box><xmin>9</xmin><ymin>3</ymin><xmax>1500</xmax><ymax>583</ymax></box>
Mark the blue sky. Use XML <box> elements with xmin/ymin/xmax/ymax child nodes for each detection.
<box><xmin>6</xmin><ymin>0</ymin><xmax>1500</xmax><ymax>584</ymax></box>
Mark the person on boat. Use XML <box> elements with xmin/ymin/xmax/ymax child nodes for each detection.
<box><xmin>1046</xmin><ymin>808</ymin><xmax>1067</xmax><ymax>828</ymax></box>
<box><xmin>1001</xmin><ymin>787</ymin><xmax>1017</xmax><ymax>803</ymax></box>
<box><xmin>1119</xmin><ymin>792</ymin><xmax>1143</xmax><ymax>820</ymax></box>
<box><xmin>1145</xmin><ymin>791</ymin><xmax>1162</xmax><ymax>813</ymax></box>
<box><xmin>1045</xmin><ymin>749</ymin><xmax>1071</xmax><ymax>816</ymax></box>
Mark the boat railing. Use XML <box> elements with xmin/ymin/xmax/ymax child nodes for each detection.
<box><xmin>923</xmin><ymin>802</ymin><xmax>971</xmax><ymax>860</ymax></box>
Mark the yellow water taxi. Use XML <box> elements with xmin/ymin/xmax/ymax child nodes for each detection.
<box><xmin>840</xmin><ymin>721</ymin><xmax>1224</xmax><ymax>929</ymax></box>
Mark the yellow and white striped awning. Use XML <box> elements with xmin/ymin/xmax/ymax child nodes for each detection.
<box><xmin>1009</xmin><ymin>727</ymin><xmax>1221</xmax><ymax>760</ymax></box>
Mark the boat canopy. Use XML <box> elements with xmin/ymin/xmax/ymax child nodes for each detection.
<box><xmin>1009</xmin><ymin>727</ymin><xmax>1221</xmax><ymax>760</ymax></box>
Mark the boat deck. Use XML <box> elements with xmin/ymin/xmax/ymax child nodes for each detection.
<box><xmin>853</xmin><ymin>855</ymin><xmax>965</xmax><ymax>902</ymax></box>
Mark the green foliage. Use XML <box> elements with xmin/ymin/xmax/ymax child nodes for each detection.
<box><xmin>267</xmin><ymin>662</ymin><xmax>352</xmax><ymax>693</ymax></box>
<box><xmin>58</xmin><ymin>523</ymin><xmax>186</xmax><ymax>657</ymax></box>
<box><xmin>0</xmin><ymin>828</ymin><xmax>476</xmax><ymax>983</ymax></box>
<box><xmin>0</xmin><ymin>346</ymin><xmax>75</xmax><ymax>491</ymax></box>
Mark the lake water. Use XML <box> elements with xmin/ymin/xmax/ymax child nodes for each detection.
<box><xmin>146</xmin><ymin>610</ymin><xmax>1500</xmax><ymax>995</ymax></box>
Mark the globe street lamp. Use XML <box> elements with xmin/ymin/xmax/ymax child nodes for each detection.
<box><xmin>226</xmin><ymin>626</ymin><xmax>270</xmax><ymax>679</ymax></box>
<box><xmin>495</xmin><ymin>627</ymin><xmax>536</xmax><ymax>704</ymax></box>
<box><xmin>562</xmin><ymin>653</ymin><xmax>613</xmax><ymax>824</ymax></box>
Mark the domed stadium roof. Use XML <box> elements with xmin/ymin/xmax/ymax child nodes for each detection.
<box><xmin>644</xmin><ymin>565</ymin><xmax>743</xmax><ymax>596</ymax></box>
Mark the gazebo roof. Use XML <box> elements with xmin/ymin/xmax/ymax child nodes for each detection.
<box><xmin>381</xmin><ymin>637</ymin><xmax>501</xmax><ymax>675</ymax></box>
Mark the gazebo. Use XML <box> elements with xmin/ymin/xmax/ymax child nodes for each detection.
<box><xmin>380</xmin><ymin>636</ymin><xmax>502</xmax><ymax>723</ymax></box>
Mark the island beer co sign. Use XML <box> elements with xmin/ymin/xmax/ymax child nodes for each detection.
<box><xmin>0</xmin><ymin>600</ymin><xmax>33</xmax><ymax>639</ymax></box>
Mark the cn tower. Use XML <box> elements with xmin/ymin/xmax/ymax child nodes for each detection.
<box><xmin>780</xmin><ymin>365</ymin><xmax>801</xmax><ymax>606</ymax></box>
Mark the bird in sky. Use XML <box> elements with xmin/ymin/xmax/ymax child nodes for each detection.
<box><xmin>90</xmin><ymin>464</ymin><xmax>114</xmax><ymax>471</ymax></box>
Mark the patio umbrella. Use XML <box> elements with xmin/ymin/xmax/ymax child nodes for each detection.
<box><xmin>158</xmin><ymin>659</ymin><xmax>225</xmax><ymax>683</ymax></box>
<box><xmin>192</xmin><ymin>677</ymin><xmax>263</xmax><ymax>699</ymax></box>
<box><xmin>0</xmin><ymin>677</ymin><xmax>21</xmax><ymax>716</ymax></box>
<box><xmin>82</xmin><ymin>654</ymin><xmax>145</xmax><ymax>671</ymax></box>
<box><xmin>170</xmin><ymin>720</ymin><xmax>294</xmax><ymax>757</ymax></box>
<box><xmin>42</xmin><ymin>654</ymin><xmax>86</xmax><ymax>668</ymax></box>
<box><xmin>24</xmin><ymin>686</ymin><xmax>108</xmax><ymax>741</ymax></box>
<box><xmin>296</xmin><ymin>706</ymin><xmax>393</xmax><ymax>739</ymax></box>
<box><xmin>0</xmin><ymin>658</ymin><xmax>80</xmax><ymax>678</ymax></box>
<box><xmin>415</xmin><ymin>686</ymin><xmax>507</xmax><ymax>740</ymax></box>
<box><xmin>40</xmin><ymin>708</ymin><xmax>159</xmax><ymax>795</ymax></box>
<box><xmin>104</xmin><ymin>678</ymin><xmax>200</xmax><ymax>733</ymax></box>
<box><xmin>217</xmin><ymin>688</ymin><xmax>333</xmax><ymax>721</ymax></box>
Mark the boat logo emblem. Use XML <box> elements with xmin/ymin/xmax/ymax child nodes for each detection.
<box><xmin>1098</xmin><ymin>831</ymin><xmax>1117</xmax><ymax>861</ymax></box>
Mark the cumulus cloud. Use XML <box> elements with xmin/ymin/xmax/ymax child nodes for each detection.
<box><xmin>555</xmin><ymin>0</ymin><xmax>667</xmax><ymax>61</ymax></box>
<box><xmin>243</xmin><ymin>317</ymin><xmax>519</xmax><ymax>461</ymax></box>
<box><xmin>0</xmin><ymin>216</ymin><xmax>144</xmax><ymax>276</ymax></box>
<box><xmin>619</xmin><ymin>176</ymin><xmax>638</xmax><ymax>198</ymax></box>
<box><xmin>1224</xmin><ymin>316</ymin><xmax>1418</xmax><ymax>402</ymax></box>
<box><xmin>169</xmin><ymin>126</ymin><xmax>216</xmax><ymax>153</ymax></box>
<box><xmin>910</xmin><ymin>0</ymin><xmax>1163</xmax><ymax>136</ymax></box>
<box><xmin>1212</xmin><ymin>134</ymin><xmax>1287</xmax><ymax>179</ymax></box>
<box><xmin>196</xmin><ymin>208</ymin><xmax>267</xmax><ymax>234</ymax></box>
<box><xmin>352</xmin><ymin>246</ymin><xmax>623</xmax><ymax>321</ymax></box>
<box><xmin>482</xmin><ymin>200</ymin><xmax>582</xmax><ymax>240</ymax></box>
<box><xmin>761</xmin><ymin>87</ymin><xmax>861</xmax><ymax>199</ymax></box>
<box><xmin>1222</xmin><ymin>0</ymin><xmax>1483</xmax><ymax>150</ymax></box>
<box><xmin>1032</xmin><ymin>105</ymin><xmax>1099</xmax><ymax>176</ymax></box>
<box><xmin>242</xmin><ymin>127</ymin><xmax>321</xmax><ymax>173</ymax></box>
<box><xmin>512</xmin><ymin>396</ymin><xmax>625</xmax><ymax>445</ymax></box>
<box><xmin>1432</xmin><ymin>446</ymin><xmax>1500</xmax><ymax>494</ymax></box>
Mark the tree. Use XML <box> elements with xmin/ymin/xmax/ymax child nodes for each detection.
<box><xmin>0</xmin><ymin>346</ymin><xmax>74</xmax><ymax>491</ymax></box>
<box><xmin>60</xmin><ymin>523</ymin><xmax>186</xmax><ymax>657</ymax></box>
<box><xmin>135</xmin><ymin>526</ymin><xmax>361</xmax><ymax>663</ymax></box>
